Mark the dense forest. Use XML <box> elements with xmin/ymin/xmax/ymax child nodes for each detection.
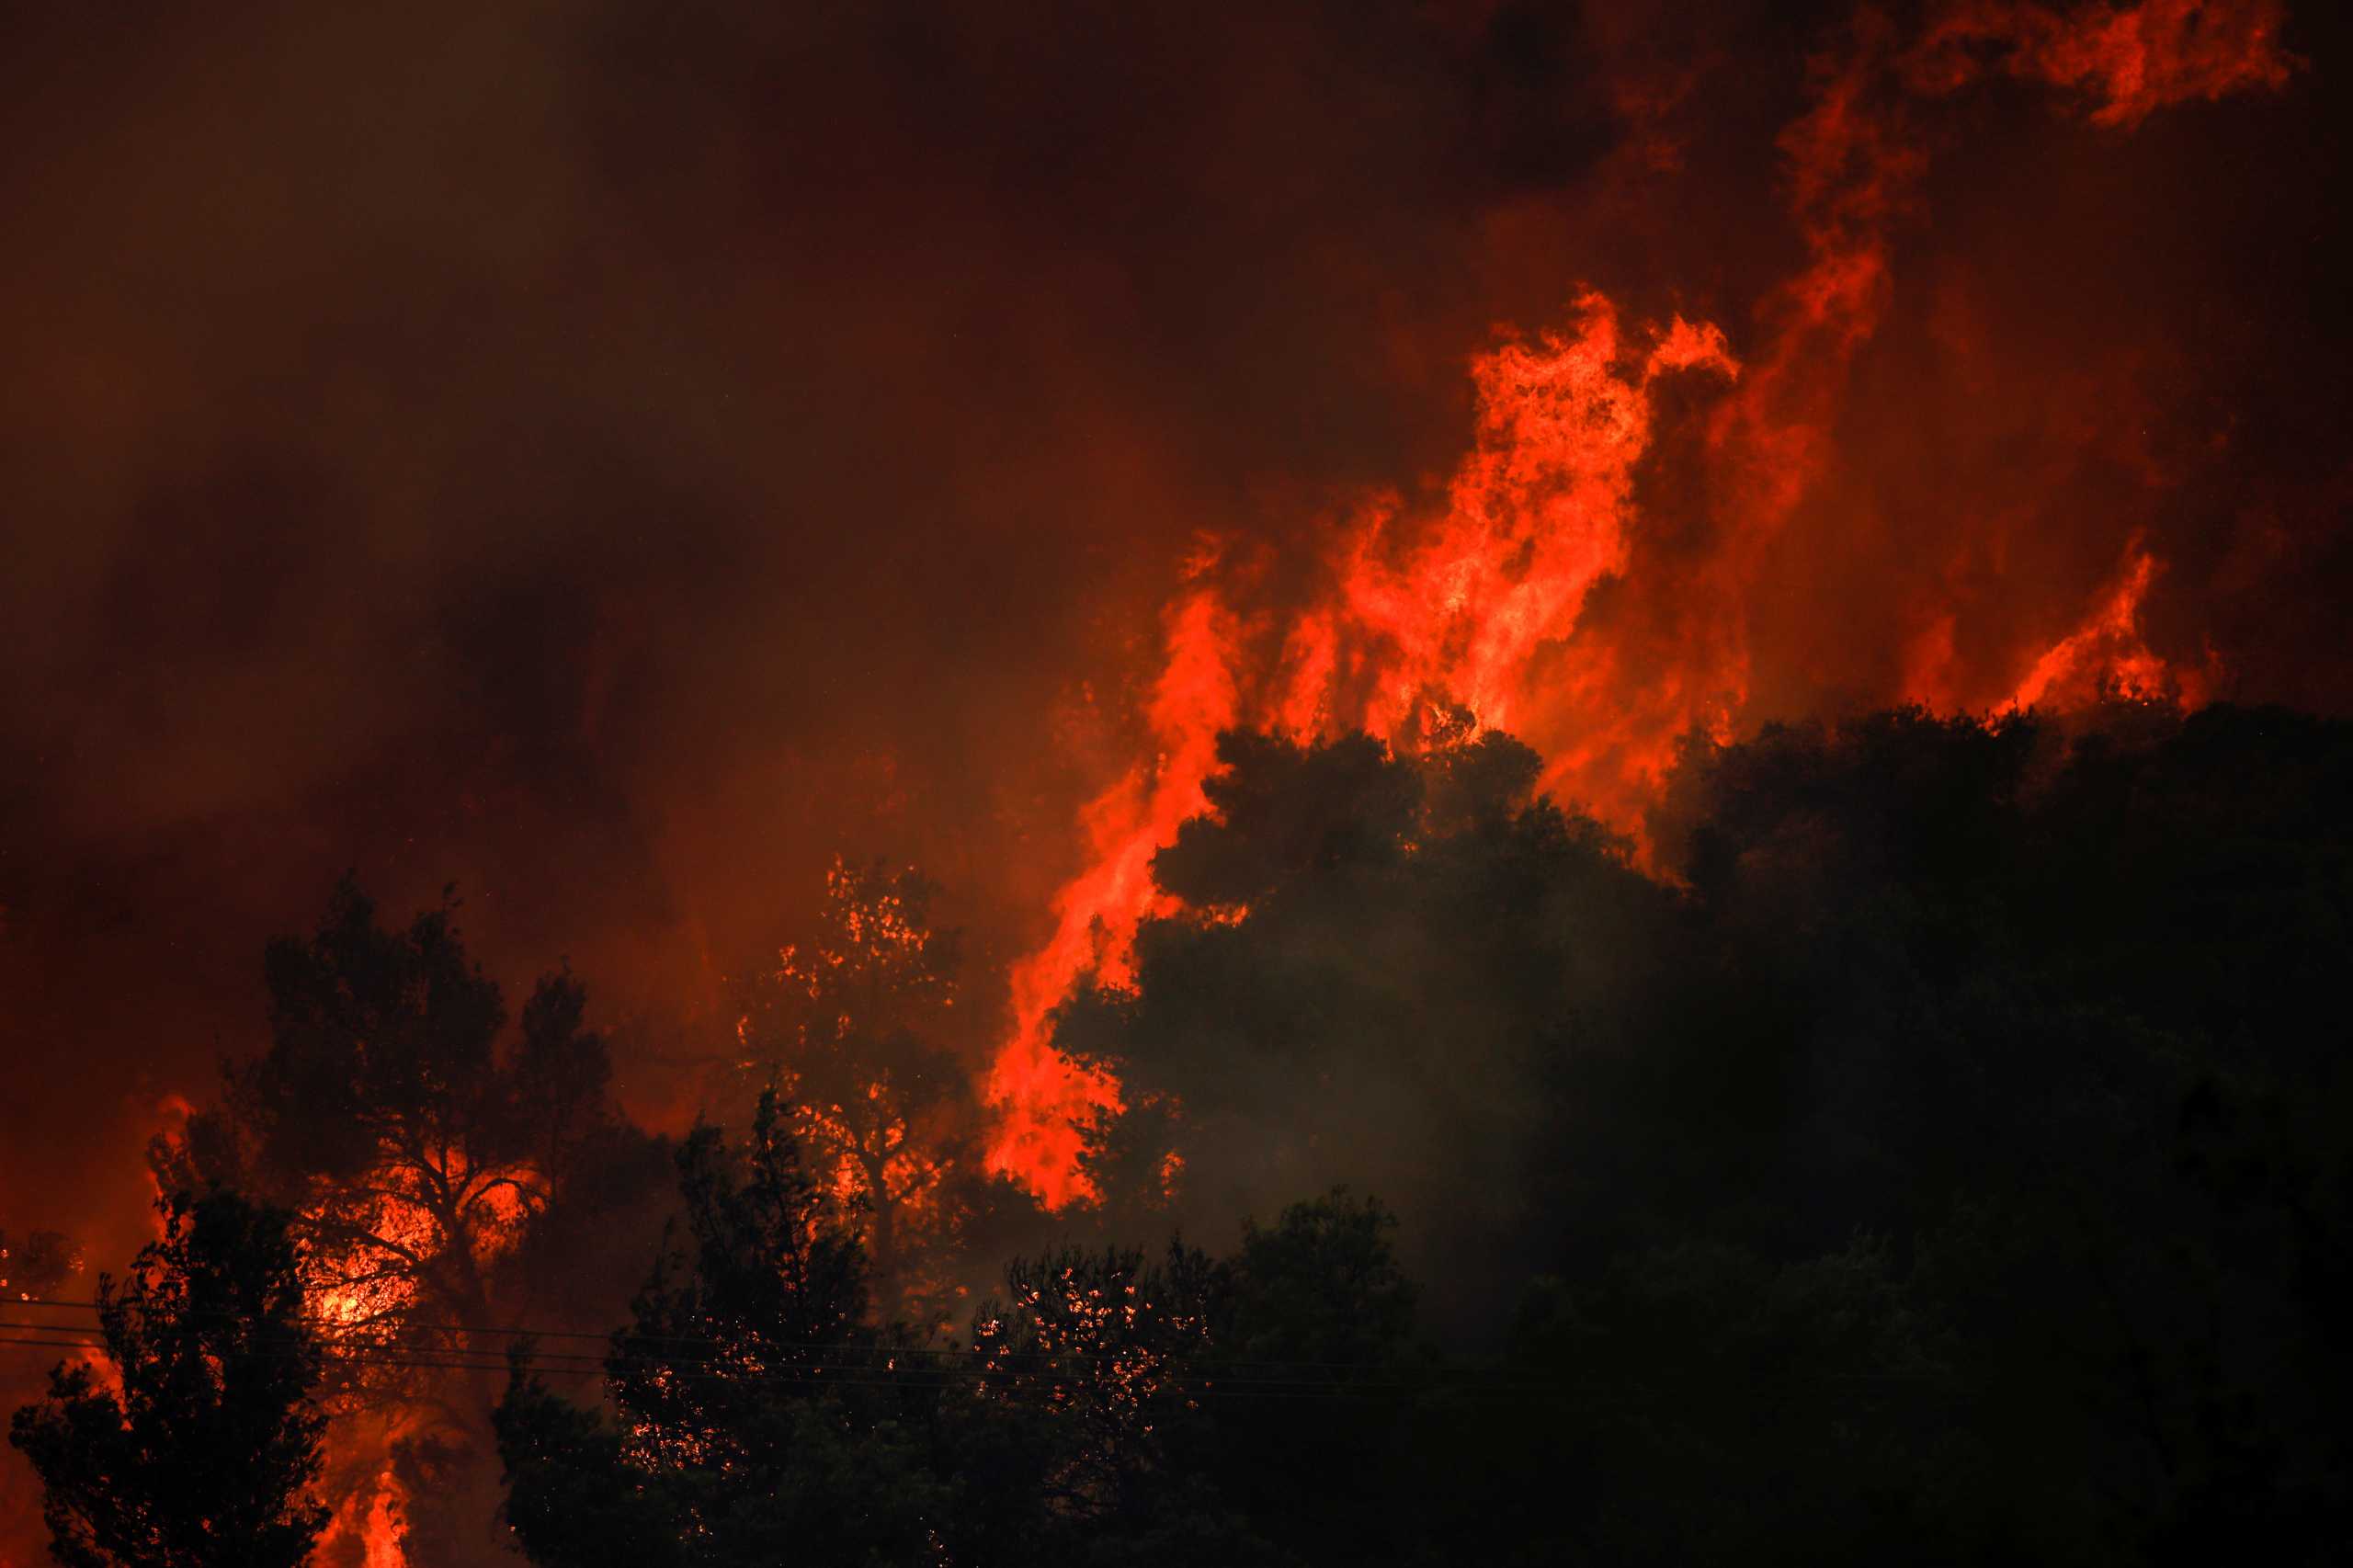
<box><xmin>6</xmin><ymin>0</ymin><xmax>2347</xmax><ymax>1561</ymax></box>
<box><xmin>11</xmin><ymin>700</ymin><xmax>2350</xmax><ymax>1564</ymax></box>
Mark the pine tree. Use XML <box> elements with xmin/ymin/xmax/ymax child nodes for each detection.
<box><xmin>10</xmin><ymin>1189</ymin><xmax>329</xmax><ymax>1568</ymax></box>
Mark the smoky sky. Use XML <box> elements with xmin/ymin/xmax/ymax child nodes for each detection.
<box><xmin>4</xmin><ymin>0</ymin><xmax>2350</xmax><ymax>1285</ymax></box>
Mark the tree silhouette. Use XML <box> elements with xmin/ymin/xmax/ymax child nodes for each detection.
<box><xmin>148</xmin><ymin>877</ymin><xmax>671</xmax><ymax>1562</ymax></box>
<box><xmin>496</xmin><ymin>1088</ymin><xmax>945</xmax><ymax>1567</ymax></box>
<box><xmin>1195</xmin><ymin>1190</ymin><xmax>1427</xmax><ymax>1566</ymax></box>
<box><xmin>1062</xmin><ymin>725</ymin><xmax>1665</xmax><ymax>1321</ymax></box>
<box><xmin>9</xmin><ymin>1189</ymin><xmax>328</xmax><ymax>1568</ymax></box>
<box><xmin>966</xmin><ymin>1238</ymin><xmax>1223</xmax><ymax>1530</ymax></box>
<box><xmin>729</xmin><ymin>858</ymin><xmax>999</xmax><ymax>1321</ymax></box>
<box><xmin>1047</xmin><ymin>704</ymin><xmax>2353</xmax><ymax>1558</ymax></box>
<box><xmin>59</xmin><ymin>701</ymin><xmax>2344</xmax><ymax>1563</ymax></box>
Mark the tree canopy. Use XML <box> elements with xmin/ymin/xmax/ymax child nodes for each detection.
<box><xmin>495</xmin><ymin>1087</ymin><xmax>944</xmax><ymax>1568</ymax></box>
<box><xmin>1058</xmin><ymin>703</ymin><xmax>2353</xmax><ymax>1560</ymax></box>
<box><xmin>9</xmin><ymin>1189</ymin><xmax>328</xmax><ymax>1568</ymax></box>
<box><xmin>20</xmin><ymin>700</ymin><xmax>2348</xmax><ymax>1564</ymax></box>
<box><xmin>726</xmin><ymin>859</ymin><xmax>1004</xmax><ymax>1323</ymax></box>
<box><xmin>149</xmin><ymin>878</ymin><xmax>676</xmax><ymax>1563</ymax></box>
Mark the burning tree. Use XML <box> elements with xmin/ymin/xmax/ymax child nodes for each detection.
<box><xmin>8</xmin><ymin>1189</ymin><xmax>329</xmax><ymax>1568</ymax></box>
<box><xmin>729</xmin><ymin>858</ymin><xmax>1015</xmax><ymax>1322</ymax></box>
<box><xmin>151</xmin><ymin>877</ymin><xmax>672</xmax><ymax>1563</ymax></box>
<box><xmin>964</xmin><ymin>1241</ymin><xmax>1224</xmax><ymax>1530</ymax></box>
<box><xmin>496</xmin><ymin>1086</ymin><xmax>1281</xmax><ymax>1567</ymax></box>
<box><xmin>495</xmin><ymin>1087</ymin><xmax>946</xmax><ymax>1567</ymax></box>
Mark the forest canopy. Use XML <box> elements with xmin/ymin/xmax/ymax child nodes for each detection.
<box><xmin>11</xmin><ymin>700</ymin><xmax>2351</xmax><ymax>1564</ymax></box>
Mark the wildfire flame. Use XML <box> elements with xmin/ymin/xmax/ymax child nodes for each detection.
<box><xmin>982</xmin><ymin>0</ymin><xmax>2297</xmax><ymax>1205</ymax></box>
<box><xmin>314</xmin><ymin>1418</ymin><xmax>415</xmax><ymax>1568</ymax></box>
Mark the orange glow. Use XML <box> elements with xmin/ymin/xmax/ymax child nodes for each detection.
<box><xmin>981</xmin><ymin>0</ymin><xmax>2294</xmax><ymax>1207</ymax></box>
<box><xmin>316</xmin><ymin>1429</ymin><xmax>411</xmax><ymax>1568</ymax></box>
<box><xmin>358</xmin><ymin>1471</ymin><xmax>407</xmax><ymax>1568</ymax></box>
<box><xmin>984</xmin><ymin>589</ymin><xmax>1239</xmax><ymax>1205</ymax></box>
<box><xmin>983</xmin><ymin>302</ymin><xmax>1738</xmax><ymax>1201</ymax></box>
<box><xmin>1909</xmin><ymin>0</ymin><xmax>2296</xmax><ymax>127</ymax></box>
<box><xmin>301</xmin><ymin>1154</ymin><xmax>535</xmax><ymax>1334</ymax></box>
<box><xmin>2004</xmin><ymin>544</ymin><xmax>2172</xmax><ymax>710</ymax></box>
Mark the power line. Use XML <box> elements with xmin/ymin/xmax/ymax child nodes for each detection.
<box><xmin>5</xmin><ymin>1296</ymin><xmax>1529</xmax><ymax>1378</ymax></box>
<box><xmin>0</xmin><ymin>1321</ymin><xmax>1951</xmax><ymax>1411</ymax></box>
<box><xmin>0</xmin><ymin>1335</ymin><xmax>1609</xmax><ymax>1405</ymax></box>
<box><xmin>1</xmin><ymin>1304</ymin><xmax>1955</xmax><ymax>1403</ymax></box>
<box><xmin>0</xmin><ymin>1309</ymin><xmax>1662</xmax><ymax>1403</ymax></box>
<box><xmin>2</xmin><ymin>1299</ymin><xmax>1952</xmax><ymax>1389</ymax></box>
<box><xmin>0</xmin><ymin>1326</ymin><xmax>1492</xmax><ymax>1392</ymax></box>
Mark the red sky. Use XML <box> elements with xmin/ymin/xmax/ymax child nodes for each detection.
<box><xmin>4</xmin><ymin>1</ymin><xmax>2349</xmax><ymax>1479</ymax></box>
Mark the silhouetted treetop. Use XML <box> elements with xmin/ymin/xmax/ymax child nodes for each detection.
<box><xmin>727</xmin><ymin>858</ymin><xmax>998</xmax><ymax>1321</ymax></box>
<box><xmin>9</xmin><ymin>1189</ymin><xmax>328</xmax><ymax>1568</ymax></box>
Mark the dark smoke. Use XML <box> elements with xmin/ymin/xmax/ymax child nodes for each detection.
<box><xmin>5</xmin><ymin>0</ymin><xmax>2351</xmax><ymax>1553</ymax></box>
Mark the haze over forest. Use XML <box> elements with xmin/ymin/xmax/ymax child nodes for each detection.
<box><xmin>4</xmin><ymin>2</ymin><xmax>2351</xmax><ymax>1563</ymax></box>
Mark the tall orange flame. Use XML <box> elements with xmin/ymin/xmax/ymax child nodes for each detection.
<box><xmin>983</xmin><ymin>300</ymin><xmax>1738</xmax><ymax>1204</ymax></box>
<box><xmin>985</xmin><ymin>590</ymin><xmax>1240</xmax><ymax>1204</ymax></box>
<box><xmin>316</xmin><ymin>1439</ymin><xmax>410</xmax><ymax>1568</ymax></box>
<box><xmin>983</xmin><ymin>0</ymin><xmax>2295</xmax><ymax>1205</ymax></box>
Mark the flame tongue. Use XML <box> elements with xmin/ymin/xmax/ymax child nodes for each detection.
<box><xmin>982</xmin><ymin>0</ymin><xmax>2294</xmax><ymax>1207</ymax></box>
<box><xmin>985</xmin><ymin>590</ymin><xmax>1240</xmax><ymax>1205</ymax></box>
<box><xmin>983</xmin><ymin>301</ymin><xmax>1738</xmax><ymax>1203</ymax></box>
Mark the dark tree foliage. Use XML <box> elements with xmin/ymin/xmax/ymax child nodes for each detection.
<box><xmin>962</xmin><ymin>1239</ymin><xmax>1230</xmax><ymax>1549</ymax></box>
<box><xmin>148</xmin><ymin>878</ymin><xmax>676</xmax><ymax>1564</ymax></box>
<box><xmin>495</xmin><ymin>1090</ymin><xmax>1300</xmax><ymax>1568</ymax></box>
<box><xmin>1194</xmin><ymin>1191</ymin><xmax>1427</xmax><ymax>1566</ymax></box>
<box><xmin>495</xmin><ymin>1088</ymin><xmax>946</xmax><ymax>1568</ymax></box>
<box><xmin>153</xmin><ymin>877</ymin><xmax>644</xmax><ymax>1342</ymax></box>
<box><xmin>1624</xmin><ymin>704</ymin><xmax>2353</xmax><ymax>1561</ymax></box>
<box><xmin>8</xmin><ymin>1190</ymin><xmax>328</xmax><ymax>1568</ymax></box>
<box><xmin>727</xmin><ymin>859</ymin><xmax>1026</xmax><ymax>1324</ymax></box>
<box><xmin>1063</xmin><ymin>704</ymin><xmax>2353</xmax><ymax>1563</ymax></box>
<box><xmin>1063</xmin><ymin>725</ymin><xmax>1667</xmax><ymax>1319</ymax></box>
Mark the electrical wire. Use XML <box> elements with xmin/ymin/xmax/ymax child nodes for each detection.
<box><xmin>3</xmin><ymin>1296</ymin><xmax>1581</xmax><ymax>1380</ymax></box>
<box><xmin>0</xmin><ymin>1317</ymin><xmax>1949</xmax><ymax>1410</ymax></box>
